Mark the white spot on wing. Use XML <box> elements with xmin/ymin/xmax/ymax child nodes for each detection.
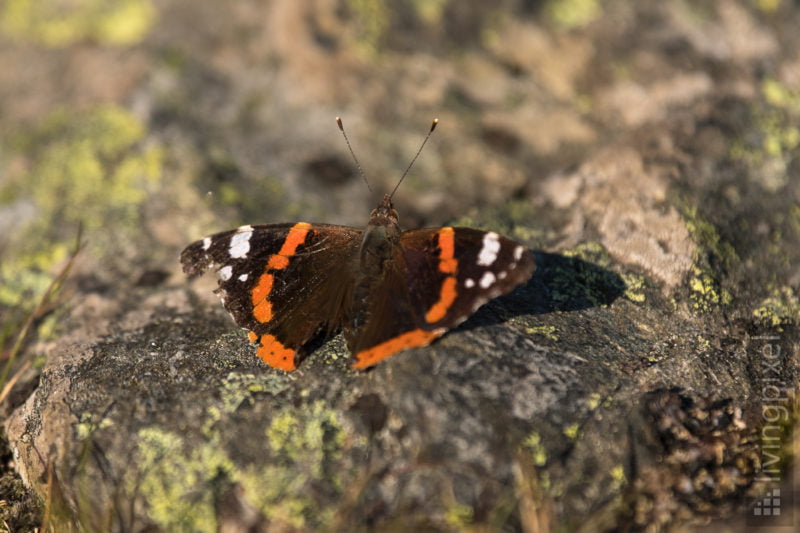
<box><xmin>229</xmin><ymin>227</ymin><xmax>253</xmax><ymax>258</ymax></box>
<box><xmin>238</xmin><ymin>273</ymin><xmax>248</xmax><ymax>282</ymax></box>
<box><xmin>513</xmin><ymin>245</ymin><xmax>524</xmax><ymax>261</ymax></box>
<box><xmin>479</xmin><ymin>271</ymin><xmax>496</xmax><ymax>289</ymax></box>
<box><xmin>498</xmin><ymin>271</ymin><xmax>507</xmax><ymax>280</ymax></box>
<box><xmin>477</xmin><ymin>232</ymin><xmax>501</xmax><ymax>266</ymax></box>
<box><xmin>219</xmin><ymin>265</ymin><xmax>233</xmax><ymax>281</ymax></box>
<box><xmin>464</xmin><ymin>278</ymin><xmax>475</xmax><ymax>289</ymax></box>
<box><xmin>202</xmin><ymin>237</ymin><xmax>212</xmax><ymax>250</ymax></box>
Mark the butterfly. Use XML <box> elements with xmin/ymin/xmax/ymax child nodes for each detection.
<box><xmin>180</xmin><ymin>118</ymin><xmax>535</xmax><ymax>371</ymax></box>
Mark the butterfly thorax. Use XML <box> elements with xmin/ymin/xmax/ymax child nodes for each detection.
<box><xmin>347</xmin><ymin>194</ymin><xmax>404</xmax><ymax>342</ymax></box>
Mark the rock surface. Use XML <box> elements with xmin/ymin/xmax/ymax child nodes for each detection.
<box><xmin>1</xmin><ymin>0</ymin><xmax>799</xmax><ymax>530</ymax></box>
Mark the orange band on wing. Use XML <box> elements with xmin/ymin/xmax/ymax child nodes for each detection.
<box><xmin>268</xmin><ymin>222</ymin><xmax>311</xmax><ymax>270</ymax></box>
<box><xmin>256</xmin><ymin>334</ymin><xmax>297</xmax><ymax>371</ymax></box>
<box><xmin>425</xmin><ymin>276</ymin><xmax>458</xmax><ymax>323</ymax></box>
<box><xmin>437</xmin><ymin>227</ymin><xmax>457</xmax><ymax>274</ymax></box>
<box><xmin>251</xmin><ymin>223</ymin><xmax>312</xmax><ymax>323</ymax></box>
<box><xmin>424</xmin><ymin>227</ymin><xmax>458</xmax><ymax>323</ymax></box>
<box><xmin>354</xmin><ymin>328</ymin><xmax>443</xmax><ymax>369</ymax></box>
<box><xmin>251</xmin><ymin>272</ymin><xmax>275</xmax><ymax>322</ymax></box>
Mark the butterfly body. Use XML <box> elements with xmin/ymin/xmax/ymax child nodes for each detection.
<box><xmin>181</xmin><ymin>193</ymin><xmax>535</xmax><ymax>371</ymax></box>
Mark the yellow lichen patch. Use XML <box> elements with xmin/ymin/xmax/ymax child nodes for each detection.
<box><xmin>74</xmin><ymin>412</ymin><xmax>114</xmax><ymax>441</ymax></box>
<box><xmin>762</xmin><ymin>78</ymin><xmax>800</xmax><ymax>113</ymax></box>
<box><xmin>676</xmin><ymin>202</ymin><xmax>737</xmax><ymax>313</ymax></box>
<box><xmin>622</xmin><ymin>273</ymin><xmax>647</xmax><ymax>303</ymax></box>
<box><xmin>563</xmin><ymin>423</ymin><xmax>581</xmax><ymax>440</ymax></box>
<box><xmin>0</xmin><ymin>242</ymin><xmax>68</xmax><ymax>308</ymax></box>
<box><xmin>235</xmin><ymin>402</ymin><xmax>347</xmax><ymax>529</ymax></box>
<box><xmin>755</xmin><ymin>0</ymin><xmax>783</xmax><ymax>13</ymax></box>
<box><xmin>610</xmin><ymin>464</ymin><xmax>626</xmax><ymax>489</ymax></box>
<box><xmin>526</xmin><ymin>325</ymin><xmax>559</xmax><ymax>342</ymax></box>
<box><xmin>444</xmin><ymin>503</ymin><xmax>474</xmax><ymax>529</ymax></box>
<box><xmin>345</xmin><ymin>0</ymin><xmax>389</xmax><ymax>56</ymax></box>
<box><xmin>689</xmin><ymin>264</ymin><xmax>733</xmax><ymax>312</ymax></box>
<box><xmin>1</xmin><ymin>105</ymin><xmax>162</xmax><ymax>340</ymax></box>
<box><xmin>132</xmin><ymin>428</ymin><xmax>234</xmax><ymax>533</ymax></box>
<box><xmin>753</xmin><ymin>286</ymin><xmax>800</xmax><ymax>329</ymax></box>
<box><xmin>679</xmin><ymin>204</ymin><xmax>739</xmax><ymax>270</ymax></box>
<box><xmin>411</xmin><ymin>0</ymin><xmax>447</xmax><ymax>24</ymax></box>
<box><xmin>217</xmin><ymin>372</ymin><xmax>290</xmax><ymax>414</ymax></box>
<box><xmin>587</xmin><ymin>393</ymin><xmax>602</xmax><ymax>410</ymax></box>
<box><xmin>1</xmin><ymin>0</ymin><xmax>156</xmax><ymax>47</ymax></box>
<box><xmin>522</xmin><ymin>432</ymin><xmax>548</xmax><ymax>467</ymax></box>
<box><xmin>544</xmin><ymin>0</ymin><xmax>600</xmax><ymax>30</ymax></box>
<box><xmin>729</xmin><ymin>79</ymin><xmax>800</xmax><ymax>192</ymax></box>
<box><xmin>18</xmin><ymin>106</ymin><xmax>163</xmax><ymax>233</ymax></box>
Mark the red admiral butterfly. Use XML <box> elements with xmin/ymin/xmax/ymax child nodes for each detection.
<box><xmin>181</xmin><ymin>119</ymin><xmax>535</xmax><ymax>371</ymax></box>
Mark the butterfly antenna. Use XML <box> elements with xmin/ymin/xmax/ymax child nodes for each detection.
<box><xmin>336</xmin><ymin>117</ymin><xmax>371</xmax><ymax>192</ymax></box>
<box><xmin>390</xmin><ymin>118</ymin><xmax>438</xmax><ymax>200</ymax></box>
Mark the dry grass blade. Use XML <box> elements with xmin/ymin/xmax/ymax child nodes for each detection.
<box><xmin>0</xmin><ymin>226</ymin><xmax>84</xmax><ymax>398</ymax></box>
<box><xmin>0</xmin><ymin>360</ymin><xmax>32</xmax><ymax>405</ymax></box>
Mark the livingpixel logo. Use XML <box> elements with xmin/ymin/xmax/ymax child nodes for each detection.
<box><xmin>747</xmin><ymin>333</ymin><xmax>795</xmax><ymax>527</ymax></box>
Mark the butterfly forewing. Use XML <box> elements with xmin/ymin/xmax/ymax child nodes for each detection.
<box><xmin>181</xmin><ymin>223</ymin><xmax>362</xmax><ymax>369</ymax></box>
<box><xmin>348</xmin><ymin>226</ymin><xmax>535</xmax><ymax>369</ymax></box>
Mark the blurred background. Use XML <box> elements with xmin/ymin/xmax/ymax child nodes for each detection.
<box><xmin>1</xmin><ymin>0</ymin><xmax>799</xmax><ymax>529</ymax></box>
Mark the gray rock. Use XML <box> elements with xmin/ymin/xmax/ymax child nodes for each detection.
<box><xmin>3</xmin><ymin>1</ymin><xmax>799</xmax><ymax>531</ymax></box>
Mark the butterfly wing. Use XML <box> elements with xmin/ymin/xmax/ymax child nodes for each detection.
<box><xmin>348</xmin><ymin>226</ymin><xmax>535</xmax><ymax>369</ymax></box>
<box><xmin>181</xmin><ymin>223</ymin><xmax>362</xmax><ymax>370</ymax></box>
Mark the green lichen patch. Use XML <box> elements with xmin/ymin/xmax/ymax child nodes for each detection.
<box><xmin>563</xmin><ymin>423</ymin><xmax>581</xmax><ymax>441</ymax></box>
<box><xmin>11</xmin><ymin>106</ymin><xmax>163</xmax><ymax>235</ymax></box>
<box><xmin>132</xmin><ymin>428</ymin><xmax>235</xmax><ymax>533</ymax></box>
<box><xmin>129</xmin><ymin>382</ymin><xmax>347</xmax><ymax>531</ymax></box>
<box><xmin>754</xmin><ymin>0</ymin><xmax>784</xmax><ymax>13</ymax></box>
<box><xmin>0</xmin><ymin>242</ymin><xmax>69</xmax><ymax>309</ymax></box>
<box><xmin>74</xmin><ymin>413</ymin><xmax>114</xmax><ymax>442</ymax></box>
<box><xmin>237</xmin><ymin>401</ymin><xmax>348</xmax><ymax>529</ymax></box>
<box><xmin>218</xmin><ymin>372</ymin><xmax>291</xmax><ymax>413</ymax></box>
<box><xmin>444</xmin><ymin>502</ymin><xmax>475</xmax><ymax>529</ymax></box>
<box><xmin>544</xmin><ymin>0</ymin><xmax>601</xmax><ymax>30</ymax></box>
<box><xmin>762</xmin><ymin>78</ymin><xmax>800</xmax><ymax>114</ymax></box>
<box><xmin>689</xmin><ymin>264</ymin><xmax>733</xmax><ymax>312</ymax></box>
<box><xmin>345</xmin><ymin>0</ymin><xmax>389</xmax><ymax>55</ymax></box>
<box><xmin>526</xmin><ymin>324</ymin><xmax>559</xmax><ymax>341</ymax></box>
<box><xmin>548</xmin><ymin>241</ymin><xmax>628</xmax><ymax>309</ymax></box>
<box><xmin>563</xmin><ymin>241</ymin><xmax>612</xmax><ymax>267</ymax></box>
<box><xmin>679</xmin><ymin>204</ymin><xmax>739</xmax><ymax>271</ymax></box>
<box><xmin>610</xmin><ymin>464</ymin><xmax>626</xmax><ymax>488</ymax></box>
<box><xmin>448</xmin><ymin>198</ymin><xmax>542</xmax><ymax>244</ymax></box>
<box><xmin>621</xmin><ymin>273</ymin><xmax>647</xmax><ymax>303</ymax></box>
<box><xmin>522</xmin><ymin>432</ymin><xmax>548</xmax><ymax>467</ymax></box>
<box><xmin>410</xmin><ymin>0</ymin><xmax>447</xmax><ymax>24</ymax></box>
<box><xmin>752</xmin><ymin>286</ymin><xmax>800</xmax><ymax>329</ymax></box>
<box><xmin>0</xmin><ymin>0</ymin><xmax>156</xmax><ymax>47</ymax></box>
<box><xmin>729</xmin><ymin>79</ymin><xmax>800</xmax><ymax>192</ymax></box>
<box><xmin>675</xmin><ymin>202</ymin><xmax>737</xmax><ymax>313</ymax></box>
<box><xmin>1</xmin><ymin>106</ymin><xmax>163</xmax><ymax>313</ymax></box>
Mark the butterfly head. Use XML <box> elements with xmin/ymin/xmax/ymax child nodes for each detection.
<box><xmin>369</xmin><ymin>194</ymin><xmax>400</xmax><ymax>228</ymax></box>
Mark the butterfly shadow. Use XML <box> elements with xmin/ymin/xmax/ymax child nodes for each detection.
<box><xmin>462</xmin><ymin>250</ymin><xmax>628</xmax><ymax>330</ymax></box>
